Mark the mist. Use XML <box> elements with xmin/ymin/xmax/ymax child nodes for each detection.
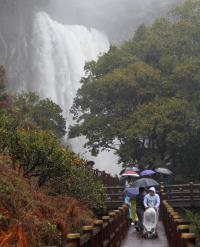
<box><xmin>0</xmin><ymin>0</ymin><xmax>184</xmax><ymax>86</ymax></box>
<box><xmin>47</xmin><ymin>0</ymin><xmax>184</xmax><ymax>43</ymax></box>
<box><xmin>0</xmin><ymin>0</ymin><xmax>184</xmax><ymax>175</ymax></box>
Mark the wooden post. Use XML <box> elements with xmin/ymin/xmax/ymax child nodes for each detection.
<box><xmin>118</xmin><ymin>206</ymin><xmax>124</xmax><ymax>243</ymax></box>
<box><xmin>177</xmin><ymin>225</ymin><xmax>190</xmax><ymax>247</ymax></box>
<box><xmin>166</xmin><ymin>207</ymin><xmax>175</xmax><ymax>244</ymax></box>
<box><xmin>94</xmin><ymin>220</ymin><xmax>104</xmax><ymax>247</ymax></box>
<box><xmin>181</xmin><ymin>233</ymin><xmax>196</xmax><ymax>247</ymax></box>
<box><xmin>67</xmin><ymin>233</ymin><xmax>81</xmax><ymax>246</ymax></box>
<box><xmin>114</xmin><ymin>210</ymin><xmax>121</xmax><ymax>246</ymax></box>
<box><xmin>171</xmin><ymin>214</ymin><xmax>181</xmax><ymax>247</ymax></box>
<box><xmin>82</xmin><ymin>226</ymin><xmax>94</xmax><ymax>247</ymax></box>
<box><xmin>189</xmin><ymin>182</ymin><xmax>194</xmax><ymax>207</ymax></box>
<box><xmin>102</xmin><ymin>215</ymin><xmax>110</xmax><ymax>245</ymax></box>
<box><xmin>122</xmin><ymin>204</ymin><xmax>129</xmax><ymax>234</ymax></box>
<box><xmin>160</xmin><ymin>193</ymin><xmax>167</xmax><ymax>219</ymax></box>
<box><xmin>109</xmin><ymin>212</ymin><xmax>117</xmax><ymax>247</ymax></box>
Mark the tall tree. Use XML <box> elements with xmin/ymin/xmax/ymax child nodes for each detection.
<box><xmin>70</xmin><ymin>0</ymin><xmax>200</xmax><ymax>182</ymax></box>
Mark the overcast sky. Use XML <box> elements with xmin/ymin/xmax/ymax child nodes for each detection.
<box><xmin>47</xmin><ymin>0</ymin><xmax>184</xmax><ymax>43</ymax></box>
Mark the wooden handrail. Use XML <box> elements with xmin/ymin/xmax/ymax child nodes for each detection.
<box><xmin>91</xmin><ymin>168</ymin><xmax>121</xmax><ymax>186</ymax></box>
<box><xmin>163</xmin><ymin>183</ymin><xmax>200</xmax><ymax>207</ymax></box>
<box><xmin>160</xmin><ymin>186</ymin><xmax>196</xmax><ymax>247</ymax></box>
<box><xmin>65</xmin><ymin>204</ymin><xmax>129</xmax><ymax>247</ymax></box>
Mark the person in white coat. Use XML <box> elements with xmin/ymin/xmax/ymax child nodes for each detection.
<box><xmin>144</xmin><ymin>187</ymin><xmax>160</xmax><ymax>210</ymax></box>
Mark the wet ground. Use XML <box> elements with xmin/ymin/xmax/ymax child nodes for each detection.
<box><xmin>121</xmin><ymin>221</ymin><xmax>169</xmax><ymax>247</ymax></box>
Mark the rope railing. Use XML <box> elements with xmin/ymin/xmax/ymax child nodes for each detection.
<box><xmin>160</xmin><ymin>185</ymin><xmax>196</xmax><ymax>247</ymax></box>
<box><xmin>64</xmin><ymin>204</ymin><xmax>129</xmax><ymax>247</ymax></box>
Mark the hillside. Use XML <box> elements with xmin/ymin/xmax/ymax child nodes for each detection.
<box><xmin>0</xmin><ymin>154</ymin><xmax>93</xmax><ymax>246</ymax></box>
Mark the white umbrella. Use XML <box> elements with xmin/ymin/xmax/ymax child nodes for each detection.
<box><xmin>155</xmin><ymin>168</ymin><xmax>173</xmax><ymax>175</ymax></box>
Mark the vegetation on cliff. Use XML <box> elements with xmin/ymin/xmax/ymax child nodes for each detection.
<box><xmin>0</xmin><ymin>66</ymin><xmax>105</xmax><ymax>246</ymax></box>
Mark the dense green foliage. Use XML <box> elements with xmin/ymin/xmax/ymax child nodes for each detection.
<box><xmin>51</xmin><ymin>164</ymin><xmax>106</xmax><ymax>209</ymax></box>
<box><xmin>15</xmin><ymin>92</ymin><xmax>66</xmax><ymax>138</ymax></box>
<box><xmin>70</xmin><ymin>0</ymin><xmax>200</xmax><ymax>182</ymax></box>
<box><xmin>0</xmin><ymin>68</ymin><xmax>105</xmax><ymax>209</ymax></box>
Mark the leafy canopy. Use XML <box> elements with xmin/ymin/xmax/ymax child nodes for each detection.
<box><xmin>70</xmin><ymin>0</ymin><xmax>200</xmax><ymax>182</ymax></box>
<box><xmin>15</xmin><ymin>92</ymin><xmax>66</xmax><ymax>138</ymax></box>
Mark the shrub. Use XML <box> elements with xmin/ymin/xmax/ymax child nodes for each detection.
<box><xmin>3</xmin><ymin>128</ymin><xmax>68</xmax><ymax>186</ymax></box>
<box><xmin>185</xmin><ymin>210</ymin><xmax>200</xmax><ymax>247</ymax></box>
<box><xmin>51</xmin><ymin>164</ymin><xmax>106</xmax><ymax>209</ymax></box>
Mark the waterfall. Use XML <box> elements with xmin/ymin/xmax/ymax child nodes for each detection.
<box><xmin>31</xmin><ymin>12</ymin><xmax>109</xmax><ymax>120</ymax></box>
<box><xmin>30</xmin><ymin>12</ymin><xmax>120</xmax><ymax>174</ymax></box>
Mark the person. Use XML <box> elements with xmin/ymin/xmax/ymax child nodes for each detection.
<box><xmin>86</xmin><ymin>160</ymin><xmax>95</xmax><ymax>168</ymax></box>
<box><xmin>144</xmin><ymin>187</ymin><xmax>160</xmax><ymax>211</ymax></box>
<box><xmin>136</xmin><ymin>187</ymin><xmax>146</xmax><ymax>231</ymax></box>
<box><xmin>130</xmin><ymin>197</ymin><xmax>138</xmax><ymax>227</ymax></box>
<box><xmin>124</xmin><ymin>195</ymin><xmax>132</xmax><ymax>225</ymax></box>
<box><xmin>124</xmin><ymin>177</ymin><xmax>138</xmax><ymax>226</ymax></box>
<box><xmin>124</xmin><ymin>180</ymin><xmax>137</xmax><ymax>224</ymax></box>
<box><xmin>125</xmin><ymin>176</ymin><xmax>133</xmax><ymax>188</ymax></box>
<box><xmin>163</xmin><ymin>174</ymin><xmax>170</xmax><ymax>187</ymax></box>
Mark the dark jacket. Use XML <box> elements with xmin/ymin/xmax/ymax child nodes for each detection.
<box><xmin>136</xmin><ymin>193</ymin><xmax>145</xmax><ymax>210</ymax></box>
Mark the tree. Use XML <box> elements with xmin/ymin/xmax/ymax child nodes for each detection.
<box><xmin>5</xmin><ymin>129</ymin><xmax>67</xmax><ymax>186</ymax></box>
<box><xmin>0</xmin><ymin>65</ymin><xmax>7</xmax><ymax>93</ymax></box>
<box><xmin>70</xmin><ymin>62</ymin><xmax>161</xmax><ymax>156</ymax></box>
<box><xmin>70</xmin><ymin>0</ymin><xmax>200</xmax><ymax>182</ymax></box>
<box><xmin>15</xmin><ymin>92</ymin><xmax>66</xmax><ymax>138</ymax></box>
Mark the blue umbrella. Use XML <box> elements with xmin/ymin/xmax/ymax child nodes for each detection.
<box><xmin>140</xmin><ymin>170</ymin><xmax>156</xmax><ymax>177</ymax></box>
<box><xmin>124</xmin><ymin>187</ymin><xmax>139</xmax><ymax>199</ymax></box>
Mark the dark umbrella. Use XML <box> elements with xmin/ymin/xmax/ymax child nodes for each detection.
<box><xmin>124</xmin><ymin>187</ymin><xmax>139</xmax><ymax>199</ymax></box>
<box><xmin>132</xmin><ymin>178</ymin><xmax>159</xmax><ymax>188</ymax></box>
<box><xmin>140</xmin><ymin>170</ymin><xmax>156</xmax><ymax>177</ymax></box>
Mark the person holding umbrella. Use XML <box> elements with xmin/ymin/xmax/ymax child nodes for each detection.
<box><xmin>125</xmin><ymin>176</ymin><xmax>133</xmax><ymax>188</ymax></box>
<box><xmin>124</xmin><ymin>187</ymin><xmax>139</xmax><ymax>226</ymax></box>
<box><xmin>122</xmin><ymin>170</ymin><xmax>140</xmax><ymax>226</ymax></box>
<box><xmin>155</xmin><ymin>168</ymin><xmax>173</xmax><ymax>187</ymax></box>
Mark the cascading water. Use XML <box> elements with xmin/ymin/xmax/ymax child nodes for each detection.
<box><xmin>31</xmin><ymin>12</ymin><xmax>109</xmax><ymax>120</ymax></box>
<box><xmin>30</xmin><ymin>12</ymin><xmax>120</xmax><ymax>174</ymax></box>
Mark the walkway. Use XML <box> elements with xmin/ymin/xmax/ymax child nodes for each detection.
<box><xmin>121</xmin><ymin>221</ymin><xmax>168</xmax><ymax>247</ymax></box>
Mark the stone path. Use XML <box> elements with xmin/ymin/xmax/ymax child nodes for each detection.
<box><xmin>121</xmin><ymin>221</ymin><xmax>169</xmax><ymax>247</ymax></box>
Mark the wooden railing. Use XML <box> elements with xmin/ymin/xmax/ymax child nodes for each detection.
<box><xmin>92</xmin><ymin>169</ymin><xmax>121</xmax><ymax>186</ymax></box>
<box><xmin>164</xmin><ymin>183</ymin><xmax>200</xmax><ymax>207</ymax></box>
<box><xmin>160</xmin><ymin>186</ymin><xmax>197</xmax><ymax>247</ymax></box>
<box><xmin>64</xmin><ymin>205</ymin><xmax>129</xmax><ymax>247</ymax></box>
<box><xmin>105</xmin><ymin>186</ymin><xmax>124</xmax><ymax>209</ymax></box>
<box><xmin>104</xmin><ymin>182</ymin><xmax>200</xmax><ymax>208</ymax></box>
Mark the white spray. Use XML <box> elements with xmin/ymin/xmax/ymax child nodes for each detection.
<box><xmin>31</xmin><ymin>12</ymin><xmax>120</xmax><ymax>174</ymax></box>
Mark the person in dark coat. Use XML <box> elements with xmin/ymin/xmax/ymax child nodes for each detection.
<box><xmin>136</xmin><ymin>187</ymin><xmax>146</xmax><ymax>231</ymax></box>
